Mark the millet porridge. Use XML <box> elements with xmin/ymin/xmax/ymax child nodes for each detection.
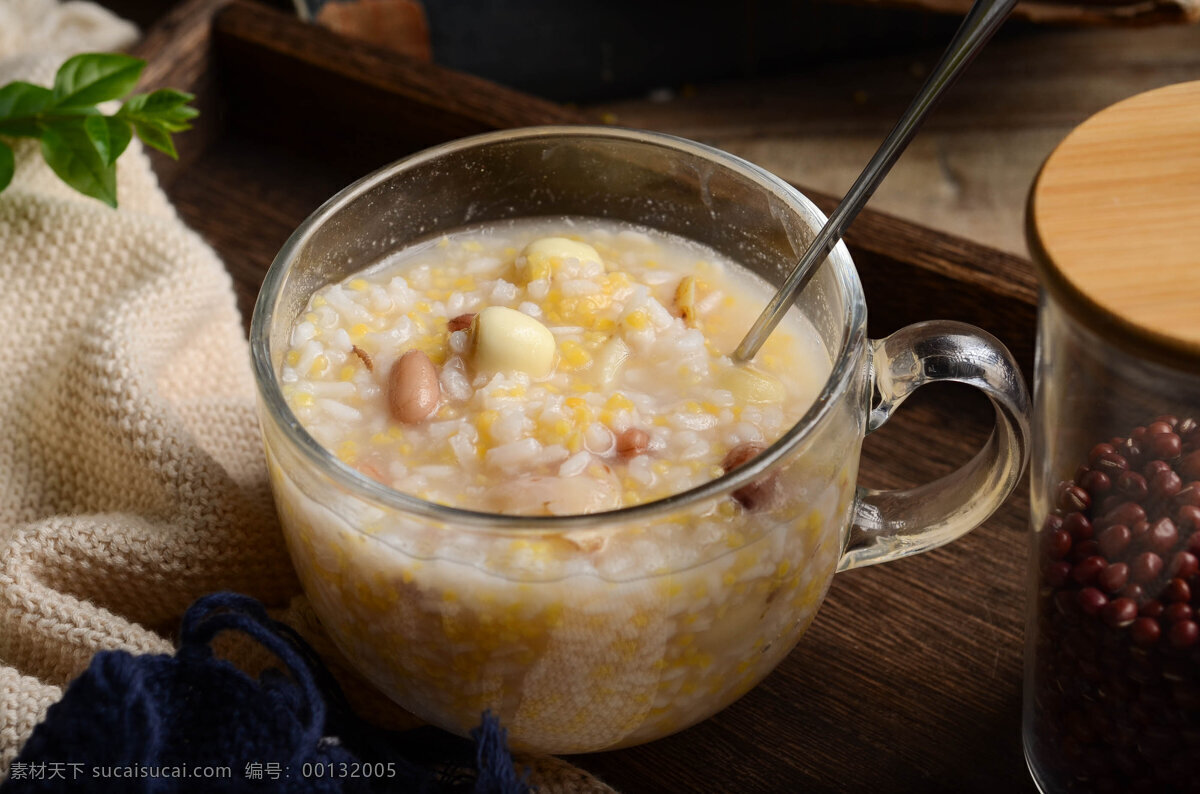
<box><xmin>269</xmin><ymin>217</ymin><xmax>858</xmax><ymax>752</ymax></box>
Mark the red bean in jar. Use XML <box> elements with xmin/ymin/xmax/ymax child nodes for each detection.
<box><xmin>1025</xmin><ymin>82</ymin><xmax>1200</xmax><ymax>794</ymax></box>
<box><xmin>1029</xmin><ymin>415</ymin><xmax>1200</xmax><ymax>793</ymax></box>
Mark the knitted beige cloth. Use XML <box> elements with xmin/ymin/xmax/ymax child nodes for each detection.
<box><xmin>0</xmin><ymin>0</ymin><xmax>137</xmax><ymax>59</ymax></box>
<box><xmin>0</xmin><ymin>54</ymin><xmax>614</xmax><ymax>793</ymax></box>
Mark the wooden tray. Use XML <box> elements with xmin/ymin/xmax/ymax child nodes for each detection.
<box><xmin>850</xmin><ymin>0</ymin><xmax>1200</xmax><ymax>26</ymax></box>
<box><xmin>133</xmin><ymin>2</ymin><xmax>1041</xmax><ymax>791</ymax></box>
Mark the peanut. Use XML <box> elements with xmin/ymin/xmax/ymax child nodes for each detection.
<box><xmin>722</xmin><ymin>442</ymin><xmax>780</xmax><ymax>510</ymax></box>
<box><xmin>388</xmin><ymin>350</ymin><xmax>440</xmax><ymax>424</ymax></box>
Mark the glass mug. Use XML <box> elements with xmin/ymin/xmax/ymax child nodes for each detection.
<box><xmin>250</xmin><ymin>127</ymin><xmax>1030</xmax><ymax>754</ymax></box>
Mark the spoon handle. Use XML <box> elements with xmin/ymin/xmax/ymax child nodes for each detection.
<box><xmin>733</xmin><ymin>0</ymin><xmax>1018</xmax><ymax>362</ymax></box>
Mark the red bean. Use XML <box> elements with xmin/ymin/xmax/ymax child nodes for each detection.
<box><xmin>1179</xmin><ymin>450</ymin><xmax>1200</xmax><ymax>480</ymax></box>
<box><xmin>1063</xmin><ymin>512</ymin><xmax>1093</xmax><ymax>542</ymax></box>
<box><xmin>1131</xmin><ymin>617</ymin><xmax>1162</xmax><ymax>647</ymax></box>
<box><xmin>1131</xmin><ymin>552</ymin><xmax>1164</xmax><ymax>584</ymax></box>
<box><xmin>1150</xmin><ymin>469</ymin><xmax>1183</xmax><ymax>499</ymax></box>
<box><xmin>1098</xmin><ymin>563</ymin><xmax>1130</xmax><ymax>594</ymax></box>
<box><xmin>1117</xmin><ymin>471</ymin><xmax>1148</xmax><ymax>500</ymax></box>
<box><xmin>1047</xmin><ymin>529</ymin><xmax>1073</xmax><ymax>560</ymax></box>
<box><xmin>1150</xmin><ymin>432</ymin><xmax>1183</xmax><ymax>460</ymax></box>
<box><xmin>1147</xmin><ymin>518</ymin><xmax>1180</xmax><ymax>556</ymax></box>
<box><xmin>1059</xmin><ymin>484</ymin><xmax>1091</xmax><ymax>512</ymax></box>
<box><xmin>1139</xmin><ymin>598</ymin><xmax>1163</xmax><ymax>618</ymax></box>
<box><xmin>1177</xmin><ymin>505</ymin><xmax>1200</xmax><ymax>533</ymax></box>
<box><xmin>1163</xmin><ymin>577</ymin><xmax>1191</xmax><ymax>603</ymax></box>
<box><xmin>1080</xmin><ymin>470</ymin><xmax>1112</xmax><ymax>498</ymax></box>
<box><xmin>1071</xmin><ymin>540</ymin><xmax>1101</xmax><ymax>563</ymax></box>
<box><xmin>1102</xmin><ymin>598</ymin><xmax>1138</xmax><ymax>629</ymax></box>
<box><xmin>1173</xmin><ymin>482</ymin><xmax>1200</xmax><ymax>507</ymax></box>
<box><xmin>446</xmin><ymin>312</ymin><xmax>477</xmax><ymax>333</ymax></box>
<box><xmin>616</xmin><ymin>428</ymin><xmax>650</xmax><ymax>459</ymax></box>
<box><xmin>1089</xmin><ymin>442</ymin><xmax>1117</xmax><ymax>465</ymax></box>
<box><xmin>1073</xmin><ymin>555</ymin><xmax>1108</xmax><ymax>586</ymax></box>
<box><xmin>722</xmin><ymin>442</ymin><xmax>763</xmax><ymax>472</ymax></box>
<box><xmin>1164</xmin><ymin>603</ymin><xmax>1193</xmax><ymax>624</ymax></box>
<box><xmin>1168</xmin><ymin>620</ymin><xmax>1199</xmax><ymax>649</ymax></box>
<box><xmin>1147</xmin><ymin>420</ymin><xmax>1175</xmax><ymax>437</ymax></box>
<box><xmin>1143</xmin><ymin>459</ymin><xmax>1173</xmax><ymax>479</ymax></box>
<box><xmin>1035</xmin><ymin>414</ymin><xmax>1200</xmax><ymax>790</ymax></box>
<box><xmin>1046</xmin><ymin>561</ymin><xmax>1072</xmax><ymax>587</ymax></box>
<box><xmin>1120</xmin><ymin>440</ymin><xmax>1143</xmax><ymax>464</ymax></box>
<box><xmin>1098</xmin><ymin>525</ymin><xmax>1132</xmax><ymax>560</ymax></box>
<box><xmin>1078</xmin><ymin>587</ymin><xmax>1109</xmax><ymax>616</ymax></box>
<box><xmin>1124</xmin><ymin>584</ymin><xmax>1147</xmax><ymax>604</ymax></box>
<box><xmin>1098</xmin><ymin>501</ymin><xmax>1146</xmax><ymax>530</ymax></box>
<box><xmin>1168</xmin><ymin>551</ymin><xmax>1198</xmax><ymax>579</ymax></box>
<box><xmin>721</xmin><ymin>442</ymin><xmax>778</xmax><ymax>511</ymax></box>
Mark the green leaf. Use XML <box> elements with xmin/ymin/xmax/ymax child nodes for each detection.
<box><xmin>51</xmin><ymin>53</ymin><xmax>145</xmax><ymax>109</ymax></box>
<box><xmin>0</xmin><ymin>54</ymin><xmax>194</xmax><ymax>203</ymax></box>
<box><xmin>80</xmin><ymin>115</ymin><xmax>132</xmax><ymax>166</ymax></box>
<box><xmin>0</xmin><ymin>81</ymin><xmax>53</xmax><ymax>117</ymax></box>
<box><xmin>132</xmin><ymin>121</ymin><xmax>177</xmax><ymax>159</ymax></box>
<box><xmin>0</xmin><ymin>82</ymin><xmax>54</xmax><ymax>137</ymax></box>
<box><xmin>0</xmin><ymin>142</ymin><xmax>13</xmax><ymax>193</ymax></box>
<box><xmin>40</xmin><ymin>121</ymin><xmax>117</xmax><ymax>207</ymax></box>
<box><xmin>103</xmin><ymin>117</ymin><xmax>133</xmax><ymax>165</ymax></box>
<box><xmin>82</xmin><ymin>114</ymin><xmax>111</xmax><ymax>165</ymax></box>
<box><xmin>121</xmin><ymin>88</ymin><xmax>193</xmax><ymax>114</ymax></box>
<box><xmin>119</xmin><ymin>89</ymin><xmax>198</xmax><ymax>133</ymax></box>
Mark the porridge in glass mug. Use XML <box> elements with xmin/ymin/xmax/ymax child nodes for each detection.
<box><xmin>251</xmin><ymin>127</ymin><xmax>1029</xmax><ymax>753</ymax></box>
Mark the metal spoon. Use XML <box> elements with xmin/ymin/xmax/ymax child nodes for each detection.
<box><xmin>733</xmin><ymin>0</ymin><xmax>1017</xmax><ymax>362</ymax></box>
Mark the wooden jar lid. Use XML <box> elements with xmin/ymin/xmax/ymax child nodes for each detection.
<box><xmin>1028</xmin><ymin>80</ymin><xmax>1200</xmax><ymax>367</ymax></box>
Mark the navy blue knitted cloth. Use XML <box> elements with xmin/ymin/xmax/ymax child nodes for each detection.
<box><xmin>1</xmin><ymin>593</ymin><xmax>530</xmax><ymax>794</ymax></box>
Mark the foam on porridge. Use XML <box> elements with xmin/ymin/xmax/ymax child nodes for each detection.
<box><xmin>280</xmin><ymin>217</ymin><xmax>831</xmax><ymax>512</ymax></box>
<box><xmin>270</xmin><ymin>217</ymin><xmax>855</xmax><ymax>752</ymax></box>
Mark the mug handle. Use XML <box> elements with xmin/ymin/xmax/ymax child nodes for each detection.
<box><xmin>838</xmin><ymin>320</ymin><xmax>1031</xmax><ymax>572</ymax></box>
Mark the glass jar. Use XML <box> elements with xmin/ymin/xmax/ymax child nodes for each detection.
<box><xmin>1024</xmin><ymin>81</ymin><xmax>1200</xmax><ymax>793</ymax></box>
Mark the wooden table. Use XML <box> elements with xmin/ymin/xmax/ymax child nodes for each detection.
<box><xmin>589</xmin><ymin>23</ymin><xmax>1200</xmax><ymax>257</ymax></box>
<box><xmin>113</xmin><ymin>1</ymin><xmax>1200</xmax><ymax>790</ymax></box>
